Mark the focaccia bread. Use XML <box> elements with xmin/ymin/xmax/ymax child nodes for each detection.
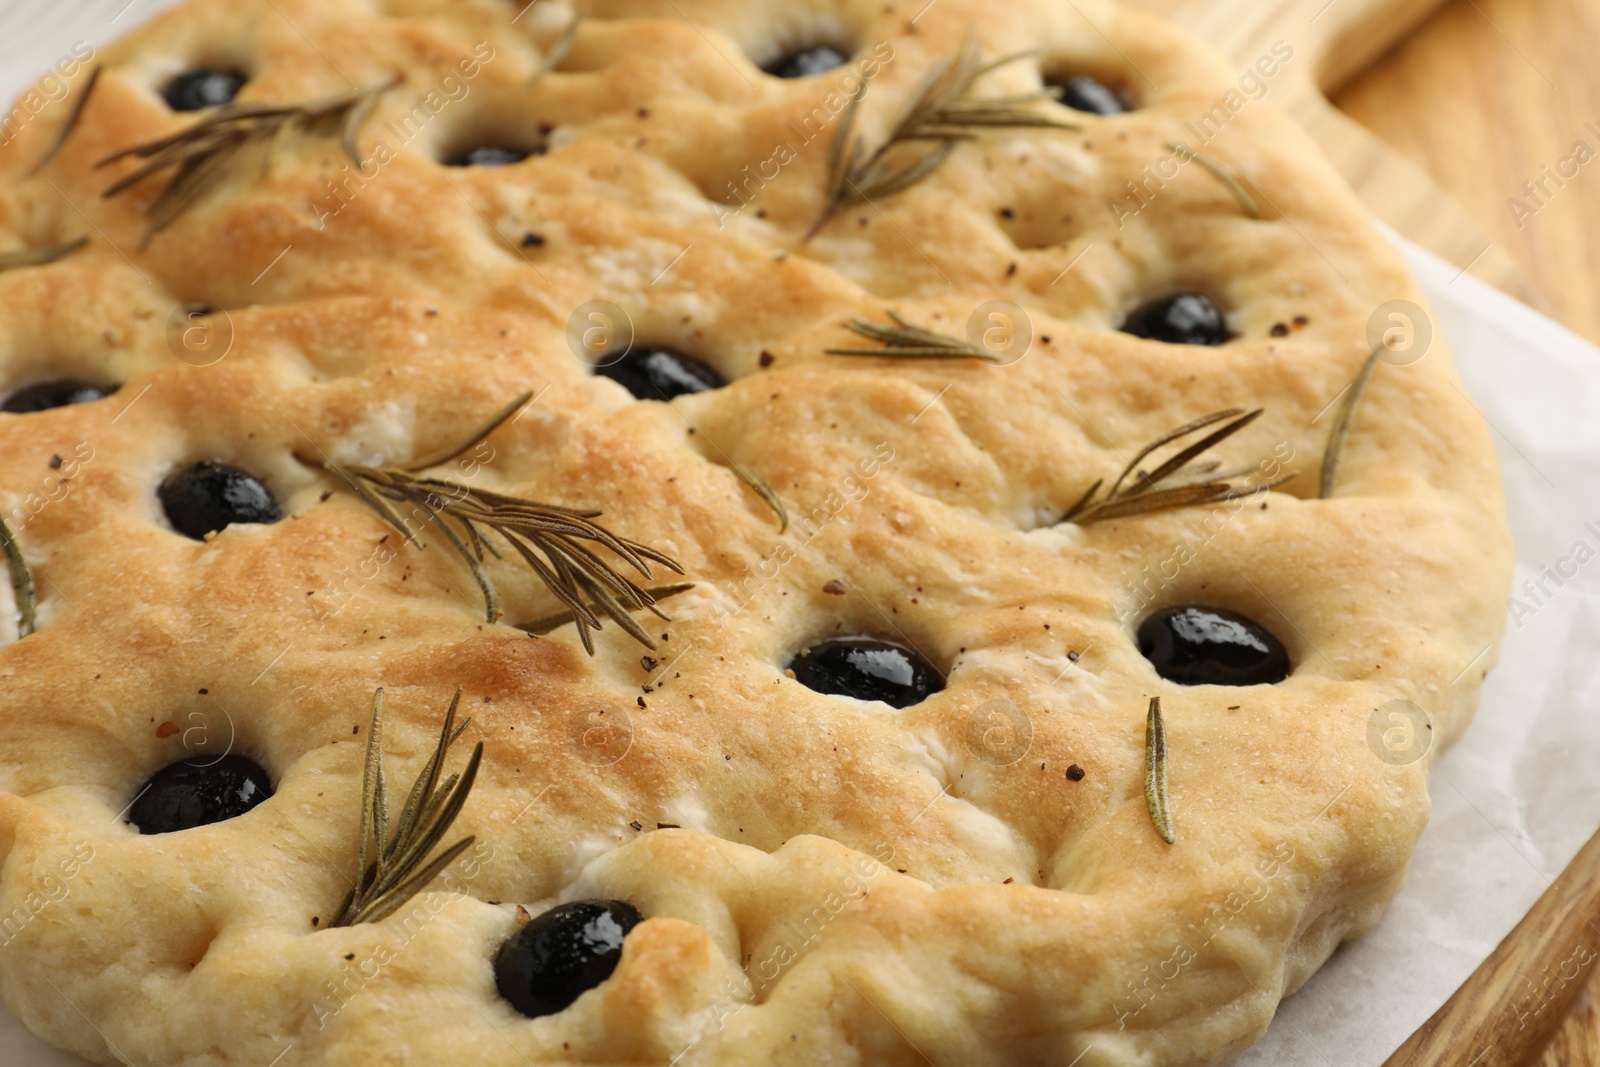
<box><xmin>0</xmin><ymin>1</ymin><xmax>1512</xmax><ymax>1065</ymax></box>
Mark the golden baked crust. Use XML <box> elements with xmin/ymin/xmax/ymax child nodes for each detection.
<box><xmin>0</xmin><ymin>1</ymin><xmax>1511</xmax><ymax>1065</ymax></box>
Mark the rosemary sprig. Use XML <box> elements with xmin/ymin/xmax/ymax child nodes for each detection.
<box><xmin>516</xmin><ymin>581</ymin><xmax>696</xmax><ymax>636</ymax></box>
<box><xmin>533</xmin><ymin>15</ymin><xmax>580</xmax><ymax>82</ymax></box>
<box><xmin>1063</xmin><ymin>408</ymin><xmax>1294</xmax><ymax>524</ymax></box>
<box><xmin>1144</xmin><ymin>697</ymin><xmax>1174</xmax><ymax>844</ymax></box>
<box><xmin>825</xmin><ymin>310</ymin><xmax>993</xmax><ymax>361</ymax></box>
<box><xmin>731</xmin><ymin>464</ymin><xmax>788</xmax><ymax>531</ymax></box>
<box><xmin>0</xmin><ymin>515</ymin><xmax>35</xmax><ymax>638</ymax></box>
<box><xmin>30</xmin><ymin>65</ymin><xmax>100</xmax><ymax>176</ymax></box>
<box><xmin>1168</xmin><ymin>142</ymin><xmax>1260</xmax><ymax>219</ymax></box>
<box><xmin>98</xmin><ymin>76</ymin><xmax>400</xmax><ymax>246</ymax></box>
<box><xmin>307</xmin><ymin>392</ymin><xmax>686</xmax><ymax>654</ymax></box>
<box><xmin>805</xmin><ymin>32</ymin><xmax>1078</xmax><ymax>240</ymax></box>
<box><xmin>333</xmin><ymin>688</ymin><xmax>481</xmax><ymax>927</ymax></box>
<box><xmin>0</xmin><ymin>236</ymin><xmax>87</xmax><ymax>272</ymax></box>
<box><xmin>1319</xmin><ymin>344</ymin><xmax>1383</xmax><ymax>498</ymax></box>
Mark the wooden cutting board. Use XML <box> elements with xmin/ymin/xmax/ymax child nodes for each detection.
<box><xmin>1118</xmin><ymin>0</ymin><xmax>1537</xmax><ymax>304</ymax></box>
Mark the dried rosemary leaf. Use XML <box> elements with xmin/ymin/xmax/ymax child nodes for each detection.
<box><xmin>1080</xmin><ymin>482</ymin><xmax>1233</xmax><ymax>523</ymax></box>
<box><xmin>333</xmin><ymin>688</ymin><xmax>481</xmax><ymax>928</ymax></box>
<box><xmin>0</xmin><ymin>236</ymin><xmax>88</xmax><ymax>272</ymax></box>
<box><xmin>307</xmin><ymin>394</ymin><xmax>687</xmax><ymax>653</ymax></box>
<box><xmin>1059</xmin><ymin>478</ymin><xmax>1104</xmax><ymax>524</ymax></box>
<box><xmin>805</xmin><ymin>32</ymin><xmax>1078</xmax><ymax>240</ymax></box>
<box><xmin>30</xmin><ymin>65</ymin><xmax>100</xmax><ymax>176</ymax></box>
<box><xmin>0</xmin><ymin>515</ymin><xmax>35</xmax><ymax>638</ymax></box>
<box><xmin>405</xmin><ymin>390</ymin><xmax>533</xmax><ymax>472</ymax></box>
<box><xmin>534</xmin><ymin>15</ymin><xmax>580</xmax><ymax>81</ymax></box>
<box><xmin>1168</xmin><ymin>143</ymin><xmax>1261</xmax><ymax>219</ymax></box>
<box><xmin>825</xmin><ymin>311</ymin><xmax>993</xmax><ymax>361</ymax></box>
<box><xmin>1320</xmin><ymin>344</ymin><xmax>1383</xmax><ymax>499</ymax></box>
<box><xmin>1066</xmin><ymin>407</ymin><xmax>1292</xmax><ymax>525</ymax></box>
<box><xmin>731</xmin><ymin>464</ymin><xmax>788</xmax><ymax>531</ymax></box>
<box><xmin>1144</xmin><ymin>697</ymin><xmax>1174</xmax><ymax>844</ymax></box>
<box><xmin>98</xmin><ymin>76</ymin><xmax>400</xmax><ymax>246</ymax></box>
<box><xmin>515</xmin><ymin>582</ymin><xmax>696</xmax><ymax>636</ymax></box>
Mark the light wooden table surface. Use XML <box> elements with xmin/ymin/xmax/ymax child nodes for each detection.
<box><xmin>1339</xmin><ymin>2</ymin><xmax>1600</xmax><ymax>1062</ymax></box>
<box><xmin>1339</xmin><ymin>0</ymin><xmax>1600</xmax><ymax>346</ymax></box>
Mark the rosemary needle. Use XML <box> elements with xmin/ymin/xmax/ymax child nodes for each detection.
<box><xmin>308</xmin><ymin>392</ymin><xmax>686</xmax><ymax>653</ymax></box>
<box><xmin>516</xmin><ymin>582</ymin><xmax>696</xmax><ymax>636</ymax></box>
<box><xmin>98</xmin><ymin>76</ymin><xmax>401</xmax><ymax>246</ymax></box>
<box><xmin>0</xmin><ymin>236</ymin><xmax>88</xmax><ymax>272</ymax></box>
<box><xmin>731</xmin><ymin>464</ymin><xmax>788</xmax><ymax>531</ymax></box>
<box><xmin>0</xmin><ymin>515</ymin><xmax>35</xmax><ymax>638</ymax></box>
<box><xmin>806</xmin><ymin>32</ymin><xmax>1078</xmax><ymax>240</ymax></box>
<box><xmin>1167</xmin><ymin>143</ymin><xmax>1261</xmax><ymax>220</ymax></box>
<box><xmin>1064</xmin><ymin>408</ymin><xmax>1295</xmax><ymax>524</ymax></box>
<box><xmin>1144</xmin><ymin>697</ymin><xmax>1174</xmax><ymax>844</ymax></box>
<box><xmin>533</xmin><ymin>15</ymin><xmax>580</xmax><ymax>82</ymax></box>
<box><xmin>333</xmin><ymin>688</ymin><xmax>481</xmax><ymax>927</ymax></box>
<box><xmin>825</xmin><ymin>310</ymin><xmax>994</xmax><ymax>362</ymax></box>
<box><xmin>30</xmin><ymin>65</ymin><xmax>100</xmax><ymax>176</ymax></box>
<box><xmin>1320</xmin><ymin>344</ymin><xmax>1383</xmax><ymax>499</ymax></box>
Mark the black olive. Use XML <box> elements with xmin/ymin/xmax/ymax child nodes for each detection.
<box><xmin>595</xmin><ymin>346</ymin><xmax>726</xmax><ymax>400</ymax></box>
<box><xmin>763</xmin><ymin>45</ymin><xmax>848</xmax><ymax>79</ymax></box>
<box><xmin>2</xmin><ymin>380</ymin><xmax>112</xmax><ymax>413</ymax></box>
<box><xmin>1048</xmin><ymin>74</ymin><xmax>1128</xmax><ymax>115</ymax></box>
<box><xmin>1137</xmin><ymin>605</ymin><xmax>1289</xmax><ymax>686</ymax></box>
<box><xmin>445</xmin><ymin>145</ymin><xmax>532</xmax><ymax>167</ymax></box>
<box><xmin>494</xmin><ymin>899</ymin><xmax>642</xmax><ymax>1018</ymax></box>
<box><xmin>162</xmin><ymin>69</ymin><xmax>246</xmax><ymax>112</ymax></box>
<box><xmin>158</xmin><ymin>460</ymin><xmax>282</xmax><ymax>540</ymax></box>
<box><xmin>1122</xmin><ymin>293</ymin><xmax>1230</xmax><ymax>346</ymax></box>
<box><xmin>788</xmin><ymin>636</ymin><xmax>943</xmax><ymax>708</ymax></box>
<box><xmin>129</xmin><ymin>754</ymin><xmax>273</xmax><ymax>834</ymax></box>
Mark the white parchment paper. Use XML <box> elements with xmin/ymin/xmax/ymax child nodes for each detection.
<box><xmin>1236</xmin><ymin>234</ymin><xmax>1600</xmax><ymax>1066</ymax></box>
<box><xmin>2</xmin><ymin>5</ymin><xmax>1599</xmax><ymax>1063</ymax></box>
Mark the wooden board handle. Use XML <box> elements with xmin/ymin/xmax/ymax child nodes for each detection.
<box><xmin>1129</xmin><ymin>0</ymin><xmax>1450</xmax><ymax>94</ymax></box>
<box><xmin>1119</xmin><ymin>0</ymin><xmax>1541</xmax><ymax>301</ymax></box>
<box><xmin>1383</xmin><ymin>824</ymin><xmax>1600</xmax><ymax>1067</ymax></box>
